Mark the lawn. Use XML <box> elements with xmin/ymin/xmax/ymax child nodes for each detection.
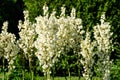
<box><xmin>0</xmin><ymin>72</ymin><xmax>101</xmax><ymax>80</ymax></box>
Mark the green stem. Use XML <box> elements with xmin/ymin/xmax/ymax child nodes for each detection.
<box><xmin>46</xmin><ymin>68</ymin><xmax>51</xmax><ymax>80</ymax></box>
<box><xmin>78</xmin><ymin>66</ymin><xmax>80</xmax><ymax>80</ymax></box>
<box><xmin>47</xmin><ymin>74</ymin><xmax>50</xmax><ymax>80</ymax></box>
<box><xmin>29</xmin><ymin>59</ymin><xmax>31</xmax><ymax>76</ymax></box>
<box><xmin>68</xmin><ymin>68</ymin><xmax>71</xmax><ymax>80</ymax></box>
<box><xmin>29</xmin><ymin>57</ymin><xmax>33</xmax><ymax>80</ymax></box>
<box><xmin>52</xmin><ymin>67</ymin><xmax>55</xmax><ymax>80</ymax></box>
<box><xmin>3</xmin><ymin>57</ymin><xmax>5</xmax><ymax>80</ymax></box>
<box><xmin>22</xmin><ymin>70</ymin><xmax>24</xmax><ymax>80</ymax></box>
<box><xmin>31</xmin><ymin>71</ymin><xmax>34</xmax><ymax>80</ymax></box>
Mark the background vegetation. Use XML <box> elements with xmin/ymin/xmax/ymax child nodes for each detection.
<box><xmin>0</xmin><ymin>0</ymin><xmax>120</xmax><ymax>79</ymax></box>
<box><xmin>0</xmin><ymin>0</ymin><xmax>24</xmax><ymax>38</ymax></box>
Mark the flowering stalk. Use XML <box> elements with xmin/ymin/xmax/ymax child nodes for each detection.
<box><xmin>34</xmin><ymin>5</ymin><xmax>84</xmax><ymax>80</ymax></box>
<box><xmin>18</xmin><ymin>10</ymin><xmax>36</xmax><ymax>80</ymax></box>
<box><xmin>93</xmin><ymin>13</ymin><xmax>113</xmax><ymax>80</ymax></box>
<box><xmin>35</xmin><ymin>5</ymin><xmax>58</xmax><ymax>80</ymax></box>
<box><xmin>0</xmin><ymin>21</ymin><xmax>19</xmax><ymax>72</ymax></box>
<box><xmin>80</xmin><ymin>32</ymin><xmax>96</xmax><ymax>80</ymax></box>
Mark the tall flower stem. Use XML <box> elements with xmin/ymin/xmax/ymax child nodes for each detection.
<box><xmin>22</xmin><ymin>70</ymin><xmax>25</xmax><ymax>80</ymax></box>
<box><xmin>28</xmin><ymin>58</ymin><xmax>33</xmax><ymax>80</ymax></box>
<box><xmin>46</xmin><ymin>68</ymin><xmax>51</xmax><ymax>80</ymax></box>
<box><xmin>3</xmin><ymin>56</ymin><xmax>5</xmax><ymax>80</ymax></box>
<box><xmin>93</xmin><ymin>13</ymin><xmax>113</xmax><ymax>80</ymax></box>
<box><xmin>68</xmin><ymin>68</ymin><xmax>71</xmax><ymax>80</ymax></box>
<box><xmin>28</xmin><ymin>55</ymin><xmax>34</xmax><ymax>80</ymax></box>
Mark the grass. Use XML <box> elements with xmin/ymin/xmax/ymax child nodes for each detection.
<box><xmin>0</xmin><ymin>72</ymin><xmax>101</xmax><ymax>80</ymax></box>
<box><xmin>0</xmin><ymin>73</ymin><xmax>3</xmax><ymax>80</ymax></box>
<box><xmin>0</xmin><ymin>74</ymin><xmax>79</xmax><ymax>80</ymax></box>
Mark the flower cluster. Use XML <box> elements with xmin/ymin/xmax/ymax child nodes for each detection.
<box><xmin>93</xmin><ymin>13</ymin><xmax>113</xmax><ymax>80</ymax></box>
<box><xmin>79</xmin><ymin>13</ymin><xmax>113</xmax><ymax>80</ymax></box>
<box><xmin>0</xmin><ymin>21</ymin><xmax>19</xmax><ymax>71</ymax></box>
<box><xmin>80</xmin><ymin>32</ymin><xmax>96</xmax><ymax>80</ymax></box>
<box><xmin>18</xmin><ymin>10</ymin><xmax>36</xmax><ymax>59</ymax></box>
<box><xmin>17</xmin><ymin>10</ymin><xmax>36</xmax><ymax>71</ymax></box>
<box><xmin>34</xmin><ymin>5</ymin><xmax>84</xmax><ymax>77</ymax></box>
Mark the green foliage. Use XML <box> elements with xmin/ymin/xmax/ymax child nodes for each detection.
<box><xmin>111</xmin><ymin>64</ymin><xmax>120</xmax><ymax>80</ymax></box>
<box><xmin>55</xmin><ymin>49</ymin><xmax>80</xmax><ymax>76</ymax></box>
<box><xmin>0</xmin><ymin>0</ymin><xmax>24</xmax><ymax>38</ymax></box>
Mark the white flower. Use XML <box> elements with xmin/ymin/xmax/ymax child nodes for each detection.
<box><xmin>43</xmin><ymin>4</ymin><xmax>48</xmax><ymax>16</ymax></box>
<box><xmin>71</xmin><ymin>7</ymin><xmax>76</xmax><ymax>18</ymax></box>
<box><xmin>42</xmin><ymin>64</ymin><xmax>48</xmax><ymax>70</ymax></box>
<box><xmin>34</xmin><ymin>5</ymin><xmax>84</xmax><ymax>76</ymax></box>
<box><xmin>93</xmin><ymin>13</ymin><xmax>113</xmax><ymax>80</ymax></box>
<box><xmin>60</xmin><ymin>5</ymin><xmax>66</xmax><ymax>17</ymax></box>
<box><xmin>80</xmin><ymin>31</ymin><xmax>96</xmax><ymax>80</ymax></box>
<box><xmin>18</xmin><ymin>10</ymin><xmax>36</xmax><ymax>59</ymax></box>
<box><xmin>0</xmin><ymin>21</ymin><xmax>19</xmax><ymax>71</ymax></box>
